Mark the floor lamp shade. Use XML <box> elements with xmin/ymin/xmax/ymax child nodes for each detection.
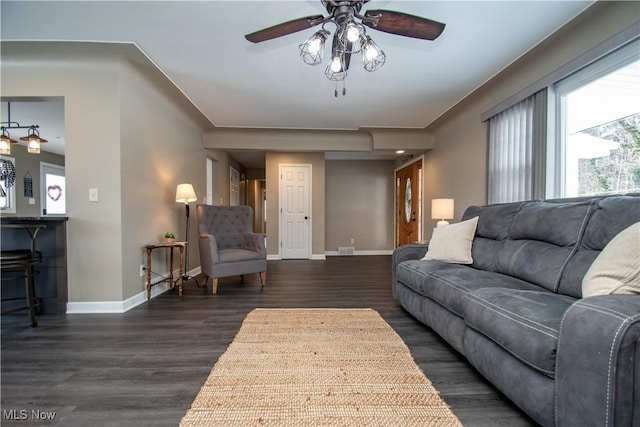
<box><xmin>176</xmin><ymin>183</ymin><xmax>197</xmax><ymax>204</ymax></box>
<box><xmin>432</xmin><ymin>198</ymin><xmax>454</xmax><ymax>227</ymax></box>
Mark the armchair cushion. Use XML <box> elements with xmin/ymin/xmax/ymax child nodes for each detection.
<box><xmin>220</xmin><ymin>248</ymin><xmax>263</xmax><ymax>263</ymax></box>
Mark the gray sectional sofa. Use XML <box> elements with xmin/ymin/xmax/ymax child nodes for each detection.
<box><xmin>391</xmin><ymin>195</ymin><xmax>640</xmax><ymax>427</ymax></box>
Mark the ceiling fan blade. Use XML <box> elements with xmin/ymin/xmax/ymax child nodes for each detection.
<box><xmin>245</xmin><ymin>15</ymin><xmax>324</xmax><ymax>43</ymax></box>
<box><xmin>363</xmin><ymin>9</ymin><xmax>445</xmax><ymax>41</ymax></box>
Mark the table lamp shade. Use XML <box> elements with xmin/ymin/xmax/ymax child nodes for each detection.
<box><xmin>432</xmin><ymin>198</ymin><xmax>454</xmax><ymax>227</ymax></box>
<box><xmin>176</xmin><ymin>183</ymin><xmax>197</xmax><ymax>204</ymax></box>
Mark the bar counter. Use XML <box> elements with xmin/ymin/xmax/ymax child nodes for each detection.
<box><xmin>1</xmin><ymin>217</ymin><xmax>68</xmax><ymax>315</ymax></box>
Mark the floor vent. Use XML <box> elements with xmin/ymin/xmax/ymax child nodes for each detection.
<box><xmin>337</xmin><ymin>247</ymin><xmax>355</xmax><ymax>256</ymax></box>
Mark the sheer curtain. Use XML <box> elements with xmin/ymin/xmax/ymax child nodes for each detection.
<box><xmin>487</xmin><ymin>90</ymin><xmax>547</xmax><ymax>204</ymax></box>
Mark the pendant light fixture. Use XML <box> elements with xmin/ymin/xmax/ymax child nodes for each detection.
<box><xmin>20</xmin><ymin>126</ymin><xmax>48</xmax><ymax>154</ymax></box>
<box><xmin>1</xmin><ymin>102</ymin><xmax>48</xmax><ymax>154</ymax></box>
<box><xmin>0</xmin><ymin>128</ymin><xmax>17</xmax><ymax>155</ymax></box>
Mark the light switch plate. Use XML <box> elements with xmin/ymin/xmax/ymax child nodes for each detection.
<box><xmin>89</xmin><ymin>188</ymin><xmax>99</xmax><ymax>202</ymax></box>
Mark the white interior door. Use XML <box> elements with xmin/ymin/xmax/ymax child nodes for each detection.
<box><xmin>280</xmin><ymin>164</ymin><xmax>311</xmax><ymax>259</ymax></box>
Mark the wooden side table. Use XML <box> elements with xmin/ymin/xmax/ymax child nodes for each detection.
<box><xmin>144</xmin><ymin>242</ymin><xmax>187</xmax><ymax>301</ymax></box>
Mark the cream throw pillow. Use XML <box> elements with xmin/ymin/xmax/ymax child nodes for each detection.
<box><xmin>582</xmin><ymin>222</ymin><xmax>640</xmax><ymax>297</ymax></box>
<box><xmin>422</xmin><ymin>216</ymin><xmax>479</xmax><ymax>264</ymax></box>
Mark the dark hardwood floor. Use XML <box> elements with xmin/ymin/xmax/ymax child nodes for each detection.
<box><xmin>1</xmin><ymin>256</ymin><xmax>538</xmax><ymax>426</ymax></box>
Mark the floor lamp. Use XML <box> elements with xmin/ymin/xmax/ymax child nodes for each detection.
<box><xmin>176</xmin><ymin>183</ymin><xmax>197</xmax><ymax>281</ymax></box>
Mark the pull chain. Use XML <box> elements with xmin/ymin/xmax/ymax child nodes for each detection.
<box><xmin>334</xmin><ymin>80</ymin><xmax>347</xmax><ymax>97</ymax></box>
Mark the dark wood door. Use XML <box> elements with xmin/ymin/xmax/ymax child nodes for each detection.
<box><xmin>396</xmin><ymin>160</ymin><xmax>422</xmax><ymax>246</ymax></box>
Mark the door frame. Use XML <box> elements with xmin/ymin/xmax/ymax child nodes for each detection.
<box><xmin>394</xmin><ymin>156</ymin><xmax>424</xmax><ymax>246</ymax></box>
<box><xmin>278</xmin><ymin>163</ymin><xmax>312</xmax><ymax>259</ymax></box>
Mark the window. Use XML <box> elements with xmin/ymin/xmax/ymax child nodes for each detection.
<box><xmin>551</xmin><ymin>41</ymin><xmax>640</xmax><ymax>197</ymax></box>
<box><xmin>484</xmin><ymin>34</ymin><xmax>639</xmax><ymax>203</ymax></box>
<box><xmin>40</xmin><ymin>162</ymin><xmax>66</xmax><ymax>216</ymax></box>
<box><xmin>0</xmin><ymin>156</ymin><xmax>16</xmax><ymax>213</ymax></box>
<box><xmin>487</xmin><ymin>91</ymin><xmax>546</xmax><ymax>204</ymax></box>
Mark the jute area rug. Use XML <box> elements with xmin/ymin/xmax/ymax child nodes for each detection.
<box><xmin>180</xmin><ymin>308</ymin><xmax>463</xmax><ymax>426</ymax></box>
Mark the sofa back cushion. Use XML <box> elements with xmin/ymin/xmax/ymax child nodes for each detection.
<box><xmin>462</xmin><ymin>202</ymin><xmax>527</xmax><ymax>271</ymax></box>
<box><xmin>494</xmin><ymin>200</ymin><xmax>596</xmax><ymax>292</ymax></box>
<box><xmin>559</xmin><ymin>195</ymin><xmax>640</xmax><ymax>297</ymax></box>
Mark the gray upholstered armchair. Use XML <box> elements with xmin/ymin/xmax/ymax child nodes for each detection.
<box><xmin>196</xmin><ymin>204</ymin><xmax>266</xmax><ymax>294</ymax></box>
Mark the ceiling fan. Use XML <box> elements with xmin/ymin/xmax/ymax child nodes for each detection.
<box><xmin>245</xmin><ymin>1</ymin><xmax>446</xmax><ymax>96</ymax></box>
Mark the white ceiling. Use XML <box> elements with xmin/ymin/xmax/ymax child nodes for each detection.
<box><xmin>1</xmin><ymin>1</ymin><xmax>593</xmax><ymax>163</ymax></box>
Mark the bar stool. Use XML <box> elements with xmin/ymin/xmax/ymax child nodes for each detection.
<box><xmin>1</xmin><ymin>224</ymin><xmax>45</xmax><ymax>327</ymax></box>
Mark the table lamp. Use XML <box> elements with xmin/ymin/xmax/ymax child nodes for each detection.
<box><xmin>432</xmin><ymin>198</ymin><xmax>454</xmax><ymax>227</ymax></box>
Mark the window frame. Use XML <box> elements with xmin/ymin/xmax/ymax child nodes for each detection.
<box><xmin>548</xmin><ymin>40</ymin><xmax>640</xmax><ymax>198</ymax></box>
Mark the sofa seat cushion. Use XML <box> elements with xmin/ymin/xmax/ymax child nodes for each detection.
<box><xmin>219</xmin><ymin>248</ymin><xmax>263</xmax><ymax>263</ymax></box>
<box><xmin>396</xmin><ymin>260</ymin><xmax>541</xmax><ymax>316</ymax></box>
<box><xmin>463</xmin><ymin>288</ymin><xmax>577</xmax><ymax>378</ymax></box>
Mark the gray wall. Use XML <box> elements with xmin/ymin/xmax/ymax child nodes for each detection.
<box><xmin>421</xmin><ymin>1</ymin><xmax>639</xmax><ymax>235</ymax></box>
<box><xmin>119</xmin><ymin>58</ymin><xmax>207</xmax><ymax>300</ymax></box>
<box><xmin>325</xmin><ymin>160</ymin><xmax>394</xmax><ymax>252</ymax></box>
<box><xmin>1</xmin><ymin>43</ymin><xmax>211</xmax><ymax>304</ymax></box>
<box><xmin>264</xmin><ymin>155</ymin><xmax>396</xmax><ymax>256</ymax></box>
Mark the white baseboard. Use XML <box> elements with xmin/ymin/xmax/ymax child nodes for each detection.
<box><xmin>269</xmin><ymin>252</ymin><xmax>389</xmax><ymax>260</ymax></box>
<box><xmin>325</xmin><ymin>250</ymin><xmax>393</xmax><ymax>256</ymax></box>
<box><xmin>267</xmin><ymin>254</ymin><xmax>326</xmax><ymax>260</ymax></box>
<box><xmin>66</xmin><ymin>266</ymin><xmax>202</xmax><ymax>314</ymax></box>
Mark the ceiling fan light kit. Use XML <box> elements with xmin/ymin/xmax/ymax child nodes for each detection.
<box><xmin>246</xmin><ymin>1</ymin><xmax>445</xmax><ymax>97</ymax></box>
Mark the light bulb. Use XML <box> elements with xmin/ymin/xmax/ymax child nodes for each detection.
<box><xmin>27</xmin><ymin>139</ymin><xmax>40</xmax><ymax>154</ymax></box>
<box><xmin>330</xmin><ymin>57</ymin><xmax>342</xmax><ymax>73</ymax></box>
<box><xmin>365</xmin><ymin>45</ymin><xmax>379</xmax><ymax>61</ymax></box>
<box><xmin>345</xmin><ymin>23</ymin><xmax>360</xmax><ymax>43</ymax></box>
<box><xmin>307</xmin><ymin>38</ymin><xmax>322</xmax><ymax>54</ymax></box>
<box><xmin>0</xmin><ymin>140</ymin><xmax>10</xmax><ymax>155</ymax></box>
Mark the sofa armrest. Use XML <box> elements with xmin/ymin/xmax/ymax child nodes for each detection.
<box><xmin>198</xmin><ymin>233</ymin><xmax>220</xmax><ymax>276</ymax></box>
<box><xmin>245</xmin><ymin>233</ymin><xmax>266</xmax><ymax>258</ymax></box>
<box><xmin>556</xmin><ymin>295</ymin><xmax>640</xmax><ymax>427</ymax></box>
<box><xmin>391</xmin><ymin>244</ymin><xmax>429</xmax><ymax>287</ymax></box>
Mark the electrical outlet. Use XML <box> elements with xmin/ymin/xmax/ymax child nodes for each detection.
<box><xmin>139</xmin><ymin>264</ymin><xmax>145</xmax><ymax>277</ymax></box>
<box><xmin>350</xmin><ymin>238</ymin><xmax>355</xmax><ymax>245</ymax></box>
